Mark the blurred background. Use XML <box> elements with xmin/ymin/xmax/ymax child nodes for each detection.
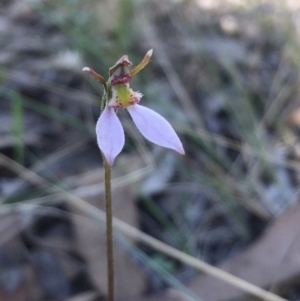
<box><xmin>1</xmin><ymin>0</ymin><xmax>300</xmax><ymax>300</ymax></box>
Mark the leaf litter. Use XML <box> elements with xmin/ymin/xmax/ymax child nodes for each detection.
<box><xmin>1</xmin><ymin>0</ymin><xmax>300</xmax><ymax>300</ymax></box>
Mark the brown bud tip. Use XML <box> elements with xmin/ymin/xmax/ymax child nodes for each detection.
<box><xmin>82</xmin><ymin>67</ymin><xmax>106</xmax><ymax>86</ymax></box>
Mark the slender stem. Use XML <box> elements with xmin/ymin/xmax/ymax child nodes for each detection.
<box><xmin>101</xmin><ymin>86</ymin><xmax>114</xmax><ymax>301</ymax></box>
<box><xmin>104</xmin><ymin>157</ymin><xmax>114</xmax><ymax>301</ymax></box>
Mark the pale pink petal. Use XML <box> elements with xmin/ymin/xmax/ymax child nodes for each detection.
<box><xmin>96</xmin><ymin>106</ymin><xmax>125</xmax><ymax>166</ymax></box>
<box><xmin>127</xmin><ymin>104</ymin><xmax>185</xmax><ymax>155</ymax></box>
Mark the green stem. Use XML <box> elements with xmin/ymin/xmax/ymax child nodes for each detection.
<box><xmin>104</xmin><ymin>157</ymin><xmax>114</xmax><ymax>301</ymax></box>
<box><xmin>101</xmin><ymin>85</ymin><xmax>114</xmax><ymax>301</ymax></box>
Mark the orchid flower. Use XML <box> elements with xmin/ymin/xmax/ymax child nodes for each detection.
<box><xmin>83</xmin><ymin>49</ymin><xmax>185</xmax><ymax>166</ymax></box>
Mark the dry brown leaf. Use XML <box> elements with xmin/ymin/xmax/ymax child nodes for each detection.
<box><xmin>287</xmin><ymin>107</ymin><xmax>300</xmax><ymax>126</ymax></box>
<box><xmin>187</xmin><ymin>202</ymin><xmax>300</xmax><ymax>301</ymax></box>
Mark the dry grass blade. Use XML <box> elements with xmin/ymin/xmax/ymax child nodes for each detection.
<box><xmin>139</xmin><ymin>11</ymin><xmax>205</xmax><ymax>132</ymax></box>
<box><xmin>0</xmin><ymin>153</ymin><xmax>288</xmax><ymax>301</ymax></box>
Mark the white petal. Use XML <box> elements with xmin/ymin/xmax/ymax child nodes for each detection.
<box><xmin>127</xmin><ymin>104</ymin><xmax>185</xmax><ymax>155</ymax></box>
<box><xmin>96</xmin><ymin>106</ymin><xmax>125</xmax><ymax>166</ymax></box>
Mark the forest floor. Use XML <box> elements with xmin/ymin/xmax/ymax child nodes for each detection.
<box><xmin>1</xmin><ymin>0</ymin><xmax>300</xmax><ymax>301</ymax></box>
